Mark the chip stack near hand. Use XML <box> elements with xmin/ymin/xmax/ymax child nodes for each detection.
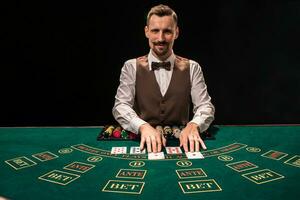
<box><xmin>163</xmin><ymin>126</ymin><xmax>173</xmax><ymax>139</ymax></box>
<box><xmin>128</xmin><ymin>132</ymin><xmax>137</xmax><ymax>140</ymax></box>
<box><xmin>103</xmin><ymin>125</ymin><xmax>115</xmax><ymax>138</ymax></box>
<box><xmin>172</xmin><ymin>125</ymin><xmax>181</xmax><ymax>138</ymax></box>
<box><xmin>98</xmin><ymin>124</ymin><xmax>200</xmax><ymax>141</ymax></box>
<box><xmin>112</xmin><ymin>126</ymin><xmax>122</xmax><ymax>138</ymax></box>
<box><xmin>121</xmin><ymin>129</ymin><xmax>128</xmax><ymax>139</ymax></box>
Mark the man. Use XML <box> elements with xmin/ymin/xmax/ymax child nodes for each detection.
<box><xmin>112</xmin><ymin>4</ymin><xmax>215</xmax><ymax>153</ymax></box>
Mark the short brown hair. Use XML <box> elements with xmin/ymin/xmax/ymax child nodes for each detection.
<box><xmin>146</xmin><ymin>4</ymin><xmax>178</xmax><ymax>25</ymax></box>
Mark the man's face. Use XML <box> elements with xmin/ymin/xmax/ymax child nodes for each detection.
<box><xmin>145</xmin><ymin>15</ymin><xmax>179</xmax><ymax>60</ymax></box>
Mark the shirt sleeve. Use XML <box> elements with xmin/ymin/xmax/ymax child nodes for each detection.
<box><xmin>112</xmin><ymin>60</ymin><xmax>147</xmax><ymax>134</ymax></box>
<box><xmin>189</xmin><ymin>61</ymin><xmax>215</xmax><ymax>132</ymax></box>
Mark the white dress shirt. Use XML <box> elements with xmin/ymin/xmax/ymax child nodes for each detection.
<box><xmin>112</xmin><ymin>50</ymin><xmax>215</xmax><ymax>134</ymax></box>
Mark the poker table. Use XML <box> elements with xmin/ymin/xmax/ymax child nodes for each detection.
<box><xmin>0</xmin><ymin>125</ymin><xmax>299</xmax><ymax>200</ymax></box>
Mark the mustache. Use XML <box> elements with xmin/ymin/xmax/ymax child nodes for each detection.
<box><xmin>153</xmin><ymin>41</ymin><xmax>168</xmax><ymax>45</ymax></box>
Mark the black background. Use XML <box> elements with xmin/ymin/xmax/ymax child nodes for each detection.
<box><xmin>1</xmin><ymin>0</ymin><xmax>299</xmax><ymax>126</ymax></box>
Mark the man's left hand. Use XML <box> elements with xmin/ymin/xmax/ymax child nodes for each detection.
<box><xmin>179</xmin><ymin>122</ymin><xmax>207</xmax><ymax>152</ymax></box>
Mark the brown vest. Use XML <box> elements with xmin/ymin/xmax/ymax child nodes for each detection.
<box><xmin>134</xmin><ymin>55</ymin><xmax>191</xmax><ymax>126</ymax></box>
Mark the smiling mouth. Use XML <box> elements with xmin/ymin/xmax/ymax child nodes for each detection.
<box><xmin>154</xmin><ymin>41</ymin><xmax>167</xmax><ymax>46</ymax></box>
<box><xmin>155</xmin><ymin>43</ymin><xmax>167</xmax><ymax>48</ymax></box>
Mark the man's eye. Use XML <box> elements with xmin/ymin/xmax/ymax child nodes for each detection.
<box><xmin>164</xmin><ymin>30</ymin><xmax>172</xmax><ymax>34</ymax></box>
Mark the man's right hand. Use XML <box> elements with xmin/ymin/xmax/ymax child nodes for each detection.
<box><xmin>139</xmin><ymin>123</ymin><xmax>164</xmax><ymax>153</ymax></box>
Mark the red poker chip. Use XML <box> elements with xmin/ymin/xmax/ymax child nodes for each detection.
<box><xmin>112</xmin><ymin>130</ymin><xmax>121</xmax><ymax>138</ymax></box>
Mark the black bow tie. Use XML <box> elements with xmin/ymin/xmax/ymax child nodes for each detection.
<box><xmin>151</xmin><ymin>61</ymin><xmax>171</xmax><ymax>71</ymax></box>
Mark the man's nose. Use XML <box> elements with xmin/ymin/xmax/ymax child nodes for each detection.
<box><xmin>157</xmin><ymin>31</ymin><xmax>165</xmax><ymax>41</ymax></box>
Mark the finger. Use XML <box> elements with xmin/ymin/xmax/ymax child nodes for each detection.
<box><xmin>189</xmin><ymin>135</ymin><xmax>195</xmax><ymax>153</ymax></box>
<box><xmin>199</xmin><ymin>137</ymin><xmax>207</xmax><ymax>150</ymax></box>
<box><xmin>195</xmin><ymin>138</ymin><xmax>200</xmax><ymax>152</ymax></box>
<box><xmin>151</xmin><ymin>136</ymin><xmax>157</xmax><ymax>153</ymax></box>
<box><xmin>162</xmin><ymin>136</ymin><xmax>167</xmax><ymax>147</ymax></box>
<box><xmin>146</xmin><ymin>136</ymin><xmax>152</xmax><ymax>153</ymax></box>
<box><xmin>179</xmin><ymin>133</ymin><xmax>185</xmax><ymax>147</ymax></box>
<box><xmin>157</xmin><ymin>141</ymin><xmax>162</xmax><ymax>152</ymax></box>
<box><xmin>183</xmin><ymin>141</ymin><xmax>189</xmax><ymax>152</ymax></box>
<box><xmin>179</xmin><ymin>136</ymin><xmax>183</xmax><ymax>147</ymax></box>
<box><xmin>182</xmin><ymin>136</ymin><xmax>188</xmax><ymax>152</ymax></box>
<box><xmin>156</xmin><ymin>135</ymin><xmax>162</xmax><ymax>152</ymax></box>
<box><xmin>140</xmin><ymin>136</ymin><xmax>146</xmax><ymax>150</ymax></box>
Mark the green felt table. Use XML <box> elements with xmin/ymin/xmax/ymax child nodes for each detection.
<box><xmin>0</xmin><ymin>125</ymin><xmax>299</xmax><ymax>200</ymax></box>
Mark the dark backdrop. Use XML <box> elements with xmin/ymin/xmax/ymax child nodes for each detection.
<box><xmin>1</xmin><ymin>0</ymin><xmax>299</xmax><ymax>126</ymax></box>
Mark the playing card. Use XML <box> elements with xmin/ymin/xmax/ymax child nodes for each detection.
<box><xmin>185</xmin><ymin>151</ymin><xmax>204</xmax><ymax>159</ymax></box>
<box><xmin>111</xmin><ymin>147</ymin><xmax>127</xmax><ymax>154</ymax></box>
<box><xmin>130</xmin><ymin>146</ymin><xmax>146</xmax><ymax>154</ymax></box>
<box><xmin>148</xmin><ymin>152</ymin><xmax>165</xmax><ymax>160</ymax></box>
<box><xmin>165</xmin><ymin>147</ymin><xmax>182</xmax><ymax>154</ymax></box>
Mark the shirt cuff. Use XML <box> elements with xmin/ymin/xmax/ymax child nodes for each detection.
<box><xmin>130</xmin><ymin>117</ymin><xmax>147</xmax><ymax>134</ymax></box>
<box><xmin>190</xmin><ymin>116</ymin><xmax>206</xmax><ymax>133</ymax></box>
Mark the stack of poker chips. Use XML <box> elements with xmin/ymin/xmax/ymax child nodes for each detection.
<box><xmin>156</xmin><ymin>125</ymin><xmax>212</xmax><ymax>139</ymax></box>
<box><xmin>112</xmin><ymin>126</ymin><xmax>122</xmax><ymax>138</ymax></box>
<box><xmin>97</xmin><ymin>125</ymin><xmax>139</xmax><ymax>141</ymax></box>
<box><xmin>159</xmin><ymin>125</ymin><xmax>183</xmax><ymax>139</ymax></box>
<box><xmin>163</xmin><ymin>125</ymin><xmax>172</xmax><ymax>138</ymax></box>
<box><xmin>102</xmin><ymin>125</ymin><xmax>115</xmax><ymax>138</ymax></box>
<box><xmin>97</xmin><ymin>124</ymin><xmax>212</xmax><ymax>141</ymax></box>
<box><xmin>172</xmin><ymin>125</ymin><xmax>182</xmax><ymax>138</ymax></box>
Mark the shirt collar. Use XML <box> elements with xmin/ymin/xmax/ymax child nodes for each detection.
<box><xmin>148</xmin><ymin>50</ymin><xmax>175</xmax><ymax>70</ymax></box>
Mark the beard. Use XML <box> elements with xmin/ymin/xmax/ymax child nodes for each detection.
<box><xmin>152</xmin><ymin>41</ymin><xmax>170</xmax><ymax>57</ymax></box>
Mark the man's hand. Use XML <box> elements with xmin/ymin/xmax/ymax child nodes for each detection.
<box><xmin>179</xmin><ymin>122</ymin><xmax>207</xmax><ymax>152</ymax></box>
<box><xmin>139</xmin><ymin>123</ymin><xmax>164</xmax><ymax>153</ymax></box>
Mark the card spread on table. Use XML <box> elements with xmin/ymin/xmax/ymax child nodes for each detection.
<box><xmin>111</xmin><ymin>147</ymin><xmax>127</xmax><ymax>154</ymax></box>
<box><xmin>130</xmin><ymin>146</ymin><xmax>146</xmax><ymax>154</ymax></box>
<box><xmin>165</xmin><ymin>147</ymin><xmax>182</xmax><ymax>154</ymax></box>
<box><xmin>148</xmin><ymin>152</ymin><xmax>165</xmax><ymax>160</ymax></box>
<box><xmin>185</xmin><ymin>151</ymin><xmax>204</xmax><ymax>159</ymax></box>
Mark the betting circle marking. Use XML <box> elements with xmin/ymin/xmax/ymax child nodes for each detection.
<box><xmin>87</xmin><ymin>156</ymin><xmax>103</xmax><ymax>162</ymax></box>
<box><xmin>129</xmin><ymin>161</ymin><xmax>145</xmax><ymax>168</ymax></box>
<box><xmin>218</xmin><ymin>155</ymin><xmax>233</xmax><ymax>162</ymax></box>
<box><xmin>176</xmin><ymin>160</ymin><xmax>192</xmax><ymax>167</ymax></box>
<box><xmin>246</xmin><ymin>147</ymin><xmax>261</xmax><ymax>153</ymax></box>
<box><xmin>58</xmin><ymin>148</ymin><xmax>73</xmax><ymax>154</ymax></box>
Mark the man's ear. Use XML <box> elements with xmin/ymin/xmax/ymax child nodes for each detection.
<box><xmin>175</xmin><ymin>26</ymin><xmax>179</xmax><ymax>39</ymax></box>
<box><xmin>144</xmin><ymin>26</ymin><xmax>149</xmax><ymax>38</ymax></box>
